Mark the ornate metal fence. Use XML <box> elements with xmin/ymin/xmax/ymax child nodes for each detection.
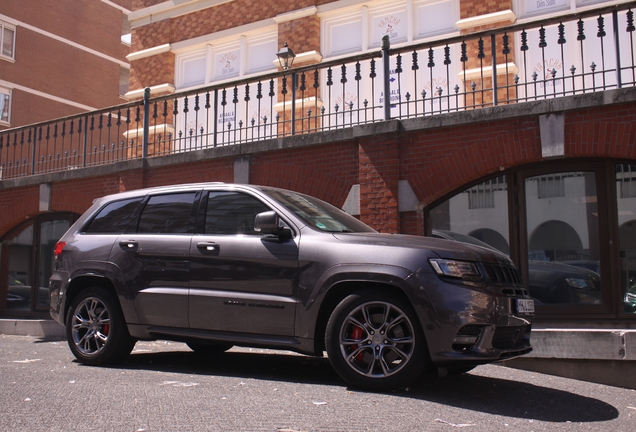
<box><xmin>1</xmin><ymin>2</ymin><xmax>635</xmax><ymax>180</ymax></box>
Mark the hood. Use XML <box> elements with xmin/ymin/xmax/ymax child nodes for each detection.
<box><xmin>332</xmin><ymin>232</ymin><xmax>512</xmax><ymax>265</ymax></box>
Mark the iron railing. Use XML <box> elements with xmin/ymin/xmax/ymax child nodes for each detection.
<box><xmin>2</xmin><ymin>2</ymin><xmax>636</xmax><ymax>180</ymax></box>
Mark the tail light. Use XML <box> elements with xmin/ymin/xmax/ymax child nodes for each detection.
<box><xmin>53</xmin><ymin>241</ymin><xmax>66</xmax><ymax>257</ymax></box>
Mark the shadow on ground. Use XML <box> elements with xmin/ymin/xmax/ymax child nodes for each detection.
<box><xmin>95</xmin><ymin>347</ymin><xmax>619</xmax><ymax>424</ymax></box>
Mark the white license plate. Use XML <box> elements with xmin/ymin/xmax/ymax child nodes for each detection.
<box><xmin>516</xmin><ymin>299</ymin><xmax>535</xmax><ymax>314</ymax></box>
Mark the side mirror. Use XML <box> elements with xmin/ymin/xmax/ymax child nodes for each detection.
<box><xmin>254</xmin><ymin>211</ymin><xmax>292</xmax><ymax>238</ymax></box>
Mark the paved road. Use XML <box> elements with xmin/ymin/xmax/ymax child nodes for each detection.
<box><xmin>1</xmin><ymin>335</ymin><xmax>634</xmax><ymax>431</ymax></box>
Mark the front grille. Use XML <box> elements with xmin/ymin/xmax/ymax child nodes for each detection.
<box><xmin>456</xmin><ymin>325</ymin><xmax>483</xmax><ymax>336</ymax></box>
<box><xmin>492</xmin><ymin>325</ymin><xmax>530</xmax><ymax>349</ymax></box>
<box><xmin>482</xmin><ymin>263</ymin><xmax>523</xmax><ymax>286</ymax></box>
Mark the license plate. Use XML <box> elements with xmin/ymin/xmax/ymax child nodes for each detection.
<box><xmin>516</xmin><ymin>299</ymin><xmax>535</xmax><ymax>315</ymax></box>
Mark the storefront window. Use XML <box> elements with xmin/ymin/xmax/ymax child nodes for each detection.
<box><xmin>525</xmin><ymin>172</ymin><xmax>602</xmax><ymax>305</ymax></box>
<box><xmin>428</xmin><ymin>175</ymin><xmax>510</xmax><ymax>254</ymax></box>
<box><xmin>0</xmin><ymin>215</ymin><xmax>74</xmax><ymax>314</ymax></box>
<box><xmin>616</xmin><ymin>164</ymin><xmax>636</xmax><ymax>314</ymax></box>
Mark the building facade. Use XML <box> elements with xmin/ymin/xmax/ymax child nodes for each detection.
<box><xmin>0</xmin><ymin>0</ymin><xmax>132</xmax><ymax>130</ymax></box>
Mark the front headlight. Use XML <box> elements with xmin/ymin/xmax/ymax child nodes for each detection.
<box><xmin>565</xmin><ymin>277</ymin><xmax>592</xmax><ymax>290</ymax></box>
<box><xmin>429</xmin><ymin>259</ymin><xmax>480</xmax><ymax>279</ymax></box>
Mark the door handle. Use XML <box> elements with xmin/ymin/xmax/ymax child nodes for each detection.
<box><xmin>119</xmin><ymin>240</ymin><xmax>138</xmax><ymax>251</ymax></box>
<box><xmin>197</xmin><ymin>242</ymin><xmax>218</xmax><ymax>251</ymax></box>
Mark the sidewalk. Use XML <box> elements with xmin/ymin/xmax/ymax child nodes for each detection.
<box><xmin>0</xmin><ymin>318</ymin><xmax>65</xmax><ymax>339</ymax></box>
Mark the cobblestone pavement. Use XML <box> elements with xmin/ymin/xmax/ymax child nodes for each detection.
<box><xmin>1</xmin><ymin>335</ymin><xmax>635</xmax><ymax>431</ymax></box>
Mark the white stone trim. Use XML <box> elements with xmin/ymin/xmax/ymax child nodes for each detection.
<box><xmin>458</xmin><ymin>63</ymin><xmax>519</xmax><ymax>81</ymax></box>
<box><xmin>124</xmin><ymin>83</ymin><xmax>176</xmax><ymax>100</ymax></box>
<box><xmin>129</xmin><ymin>0</ymin><xmax>234</xmax><ymax>28</ymax></box>
<box><xmin>273</xmin><ymin>6</ymin><xmax>318</xmax><ymax>24</ymax></box>
<box><xmin>273</xmin><ymin>97</ymin><xmax>324</xmax><ymax>112</ymax></box>
<box><xmin>272</xmin><ymin>50</ymin><xmax>323</xmax><ymax>68</ymax></box>
<box><xmin>100</xmin><ymin>0</ymin><xmax>132</xmax><ymax>14</ymax></box>
<box><xmin>122</xmin><ymin>123</ymin><xmax>176</xmax><ymax>140</ymax></box>
<box><xmin>455</xmin><ymin>9</ymin><xmax>516</xmax><ymax>30</ymax></box>
<box><xmin>127</xmin><ymin>43</ymin><xmax>172</xmax><ymax>62</ymax></box>
<box><xmin>0</xmin><ymin>13</ymin><xmax>129</xmax><ymax>68</ymax></box>
<box><xmin>0</xmin><ymin>78</ymin><xmax>97</xmax><ymax>111</ymax></box>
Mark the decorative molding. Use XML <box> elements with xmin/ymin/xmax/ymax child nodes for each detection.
<box><xmin>455</xmin><ymin>9</ymin><xmax>516</xmax><ymax>30</ymax></box>
<box><xmin>273</xmin><ymin>96</ymin><xmax>323</xmax><ymax>112</ymax></box>
<box><xmin>127</xmin><ymin>43</ymin><xmax>172</xmax><ymax>62</ymax></box>
<box><xmin>122</xmin><ymin>123</ymin><xmax>176</xmax><ymax>140</ymax></box>
<box><xmin>272</xmin><ymin>50</ymin><xmax>323</xmax><ymax>68</ymax></box>
<box><xmin>459</xmin><ymin>63</ymin><xmax>519</xmax><ymax>81</ymax></box>
<box><xmin>129</xmin><ymin>0</ymin><xmax>234</xmax><ymax>29</ymax></box>
<box><xmin>125</xmin><ymin>83</ymin><xmax>176</xmax><ymax>100</ymax></box>
<box><xmin>273</xmin><ymin>6</ymin><xmax>318</xmax><ymax>24</ymax></box>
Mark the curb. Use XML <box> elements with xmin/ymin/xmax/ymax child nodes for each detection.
<box><xmin>0</xmin><ymin>319</ymin><xmax>65</xmax><ymax>339</ymax></box>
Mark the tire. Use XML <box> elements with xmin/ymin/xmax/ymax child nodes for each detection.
<box><xmin>325</xmin><ymin>289</ymin><xmax>427</xmax><ymax>391</ymax></box>
<box><xmin>186</xmin><ymin>342</ymin><xmax>233</xmax><ymax>355</ymax></box>
<box><xmin>66</xmin><ymin>287</ymin><xmax>136</xmax><ymax>365</ymax></box>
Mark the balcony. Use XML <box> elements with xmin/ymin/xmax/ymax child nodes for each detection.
<box><xmin>1</xmin><ymin>2</ymin><xmax>636</xmax><ymax>181</ymax></box>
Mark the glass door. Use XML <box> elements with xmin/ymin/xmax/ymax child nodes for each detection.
<box><xmin>519</xmin><ymin>164</ymin><xmax>611</xmax><ymax>314</ymax></box>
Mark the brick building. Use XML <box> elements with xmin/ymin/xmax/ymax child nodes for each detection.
<box><xmin>0</xmin><ymin>0</ymin><xmax>132</xmax><ymax>129</ymax></box>
<box><xmin>1</xmin><ymin>0</ymin><xmax>636</xmax><ymax>387</ymax></box>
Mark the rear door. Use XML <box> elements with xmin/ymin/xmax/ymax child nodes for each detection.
<box><xmin>189</xmin><ymin>190</ymin><xmax>299</xmax><ymax>336</ymax></box>
<box><xmin>110</xmin><ymin>191</ymin><xmax>198</xmax><ymax>328</ymax></box>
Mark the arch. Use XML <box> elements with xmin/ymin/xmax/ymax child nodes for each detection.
<box><xmin>529</xmin><ymin>220</ymin><xmax>583</xmax><ymax>261</ymax></box>
<box><xmin>469</xmin><ymin>228</ymin><xmax>510</xmax><ymax>255</ymax></box>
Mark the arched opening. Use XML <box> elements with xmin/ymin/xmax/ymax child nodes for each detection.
<box><xmin>528</xmin><ymin>220</ymin><xmax>583</xmax><ymax>262</ymax></box>
<box><xmin>469</xmin><ymin>228</ymin><xmax>510</xmax><ymax>255</ymax></box>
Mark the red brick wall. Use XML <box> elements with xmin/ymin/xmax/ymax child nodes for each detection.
<box><xmin>2</xmin><ymin>101</ymin><xmax>636</xmax><ymax>238</ymax></box>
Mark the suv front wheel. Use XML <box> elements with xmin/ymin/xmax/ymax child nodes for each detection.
<box><xmin>325</xmin><ymin>289</ymin><xmax>427</xmax><ymax>391</ymax></box>
<box><xmin>66</xmin><ymin>287</ymin><xmax>136</xmax><ymax>365</ymax></box>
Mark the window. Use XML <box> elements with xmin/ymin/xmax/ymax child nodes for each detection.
<box><xmin>428</xmin><ymin>175</ymin><xmax>510</xmax><ymax>254</ymax></box>
<box><xmin>85</xmin><ymin>198</ymin><xmax>143</xmax><ymax>234</ymax></box>
<box><xmin>536</xmin><ymin>174</ymin><xmax>565</xmax><ymax>198</ymax></box>
<box><xmin>616</xmin><ymin>164</ymin><xmax>636</xmax><ymax>314</ymax></box>
<box><xmin>137</xmin><ymin>193</ymin><xmax>197</xmax><ymax>234</ymax></box>
<box><xmin>204</xmin><ymin>191</ymin><xmax>270</xmax><ymax>235</ymax></box>
<box><xmin>0</xmin><ymin>87</ymin><xmax>10</xmax><ymax>124</ymax></box>
<box><xmin>1</xmin><ymin>21</ymin><xmax>15</xmax><ymax>60</ymax></box>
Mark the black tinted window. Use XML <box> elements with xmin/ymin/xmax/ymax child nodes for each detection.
<box><xmin>85</xmin><ymin>198</ymin><xmax>143</xmax><ymax>234</ymax></box>
<box><xmin>137</xmin><ymin>193</ymin><xmax>197</xmax><ymax>234</ymax></box>
<box><xmin>205</xmin><ymin>192</ymin><xmax>270</xmax><ymax>235</ymax></box>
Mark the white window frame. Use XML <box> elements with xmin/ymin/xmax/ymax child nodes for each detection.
<box><xmin>0</xmin><ymin>86</ymin><xmax>11</xmax><ymax>125</ymax></box>
<box><xmin>1</xmin><ymin>20</ymin><xmax>16</xmax><ymax>61</ymax></box>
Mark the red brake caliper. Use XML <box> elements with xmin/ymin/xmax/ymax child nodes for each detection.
<box><xmin>102</xmin><ymin>324</ymin><xmax>110</xmax><ymax>336</ymax></box>
<box><xmin>351</xmin><ymin>325</ymin><xmax>364</xmax><ymax>362</ymax></box>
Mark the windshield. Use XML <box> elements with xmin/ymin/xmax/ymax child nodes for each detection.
<box><xmin>262</xmin><ymin>189</ymin><xmax>376</xmax><ymax>233</ymax></box>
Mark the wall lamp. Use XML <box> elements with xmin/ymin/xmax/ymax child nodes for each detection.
<box><xmin>276</xmin><ymin>42</ymin><xmax>296</xmax><ymax>70</ymax></box>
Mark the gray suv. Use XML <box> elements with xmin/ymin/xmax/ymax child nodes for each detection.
<box><xmin>49</xmin><ymin>183</ymin><xmax>533</xmax><ymax>390</ymax></box>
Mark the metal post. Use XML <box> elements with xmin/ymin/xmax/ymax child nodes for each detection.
<box><xmin>291</xmin><ymin>72</ymin><xmax>297</xmax><ymax>135</ymax></box>
<box><xmin>613</xmin><ymin>10</ymin><xmax>622</xmax><ymax>89</ymax></box>
<box><xmin>30</xmin><ymin>126</ymin><xmax>37</xmax><ymax>175</ymax></box>
<box><xmin>142</xmin><ymin>87</ymin><xmax>150</xmax><ymax>159</ymax></box>
<box><xmin>213</xmin><ymin>89</ymin><xmax>218</xmax><ymax>147</ymax></box>
<box><xmin>82</xmin><ymin>114</ymin><xmax>88</xmax><ymax>167</ymax></box>
<box><xmin>491</xmin><ymin>34</ymin><xmax>498</xmax><ymax>106</ymax></box>
<box><xmin>382</xmin><ymin>35</ymin><xmax>391</xmax><ymax>121</ymax></box>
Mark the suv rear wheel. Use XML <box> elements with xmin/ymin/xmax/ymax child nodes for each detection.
<box><xmin>66</xmin><ymin>287</ymin><xmax>136</xmax><ymax>365</ymax></box>
<box><xmin>325</xmin><ymin>289</ymin><xmax>427</xmax><ymax>391</ymax></box>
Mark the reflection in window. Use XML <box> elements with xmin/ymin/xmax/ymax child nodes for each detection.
<box><xmin>137</xmin><ymin>193</ymin><xmax>196</xmax><ymax>234</ymax></box>
<box><xmin>205</xmin><ymin>192</ymin><xmax>270</xmax><ymax>235</ymax></box>
<box><xmin>616</xmin><ymin>164</ymin><xmax>636</xmax><ymax>314</ymax></box>
<box><xmin>525</xmin><ymin>172</ymin><xmax>601</xmax><ymax>305</ymax></box>
<box><xmin>428</xmin><ymin>175</ymin><xmax>510</xmax><ymax>254</ymax></box>
<box><xmin>1</xmin><ymin>223</ymin><xmax>33</xmax><ymax>311</ymax></box>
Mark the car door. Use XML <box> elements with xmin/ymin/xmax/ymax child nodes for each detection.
<box><xmin>189</xmin><ymin>190</ymin><xmax>299</xmax><ymax>336</ymax></box>
<box><xmin>109</xmin><ymin>191</ymin><xmax>198</xmax><ymax>328</ymax></box>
